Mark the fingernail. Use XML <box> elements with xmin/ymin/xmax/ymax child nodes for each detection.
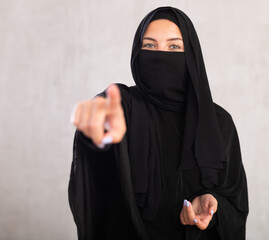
<box><xmin>211</xmin><ymin>209</ymin><xmax>214</xmax><ymax>216</ymax></box>
<box><xmin>184</xmin><ymin>199</ymin><xmax>189</xmax><ymax>207</ymax></box>
<box><xmin>96</xmin><ymin>143</ymin><xmax>105</xmax><ymax>148</ymax></box>
<box><xmin>194</xmin><ymin>218</ymin><xmax>198</xmax><ymax>224</ymax></box>
<box><xmin>70</xmin><ymin>103</ymin><xmax>78</xmax><ymax>123</ymax></box>
<box><xmin>102</xmin><ymin>136</ymin><xmax>113</xmax><ymax>145</ymax></box>
<box><xmin>70</xmin><ymin>114</ymin><xmax>74</xmax><ymax>123</ymax></box>
<box><xmin>96</xmin><ymin>143</ymin><xmax>105</xmax><ymax>149</ymax></box>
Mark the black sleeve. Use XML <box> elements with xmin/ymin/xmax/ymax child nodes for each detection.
<box><xmin>68</xmin><ymin>84</ymin><xmax>148</xmax><ymax>240</ymax></box>
<box><xmin>77</xmin><ymin>130</ymin><xmax>113</xmax><ymax>152</ymax></box>
<box><xmin>212</xmin><ymin>117</ymin><xmax>249</xmax><ymax>240</ymax></box>
<box><xmin>68</xmin><ymin>132</ymin><xmax>140</xmax><ymax>240</ymax></box>
<box><xmin>185</xmin><ymin>116</ymin><xmax>248</xmax><ymax>240</ymax></box>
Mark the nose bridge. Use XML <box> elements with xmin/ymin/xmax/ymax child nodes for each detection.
<box><xmin>156</xmin><ymin>40</ymin><xmax>167</xmax><ymax>51</ymax></box>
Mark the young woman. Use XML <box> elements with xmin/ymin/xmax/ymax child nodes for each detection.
<box><xmin>68</xmin><ymin>6</ymin><xmax>248</xmax><ymax>240</ymax></box>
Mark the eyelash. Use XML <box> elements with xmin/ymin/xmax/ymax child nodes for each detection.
<box><xmin>142</xmin><ymin>43</ymin><xmax>181</xmax><ymax>49</ymax></box>
<box><xmin>170</xmin><ymin>45</ymin><xmax>181</xmax><ymax>49</ymax></box>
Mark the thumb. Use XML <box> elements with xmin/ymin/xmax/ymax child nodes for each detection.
<box><xmin>106</xmin><ymin>84</ymin><xmax>121</xmax><ymax>111</ymax></box>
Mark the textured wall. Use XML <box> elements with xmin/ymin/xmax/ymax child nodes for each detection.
<box><xmin>0</xmin><ymin>0</ymin><xmax>268</xmax><ymax>239</ymax></box>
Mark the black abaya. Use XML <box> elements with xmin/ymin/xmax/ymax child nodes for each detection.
<box><xmin>141</xmin><ymin>107</ymin><xmax>186</xmax><ymax>239</ymax></box>
<box><xmin>68</xmin><ymin>5</ymin><xmax>248</xmax><ymax>240</ymax></box>
<box><xmin>68</xmin><ymin>83</ymin><xmax>248</xmax><ymax>240</ymax></box>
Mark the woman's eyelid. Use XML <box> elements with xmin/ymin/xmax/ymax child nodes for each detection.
<box><xmin>143</xmin><ymin>42</ymin><xmax>156</xmax><ymax>48</ymax></box>
<box><xmin>142</xmin><ymin>41</ymin><xmax>184</xmax><ymax>50</ymax></box>
<box><xmin>170</xmin><ymin>44</ymin><xmax>181</xmax><ymax>49</ymax></box>
<box><xmin>169</xmin><ymin>41</ymin><xmax>182</xmax><ymax>47</ymax></box>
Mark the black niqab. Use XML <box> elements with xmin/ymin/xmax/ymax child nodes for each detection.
<box><xmin>137</xmin><ymin>50</ymin><xmax>188</xmax><ymax>106</ymax></box>
<box><xmin>128</xmin><ymin>6</ymin><xmax>226</xmax><ymax>220</ymax></box>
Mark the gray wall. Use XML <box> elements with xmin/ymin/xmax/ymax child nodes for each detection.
<box><xmin>0</xmin><ymin>0</ymin><xmax>268</xmax><ymax>239</ymax></box>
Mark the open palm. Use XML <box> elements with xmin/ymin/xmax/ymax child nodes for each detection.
<box><xmin>180</xmin><ymin>194</ymin><xmax>218</xmax><ymax>230</ymax></box>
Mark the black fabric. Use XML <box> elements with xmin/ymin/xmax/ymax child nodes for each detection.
<box><xmin>137</xmin><ymin>50</ymin><xmax>188</xmax><ymax>106</ymax></box>
<box><xmin>68</xmin><ymin>84</ymin><xmax>248</xmax><ymax>240</ymax></box>
<box><xmin>151</xmin><ymin>9</ymin><xmax>179</xmax><ymax>26</ymax></box>
<box><xmin>140</xmin><ymin>107</ymin><xmax>186</xmax><ymax>239</ymax></box>
<box><xmin>129</xmin><ymin>6</ymin><xmax>226</xmax><ymax>220</ymax></box>
<box><xmin>68</xmin><ymin>5</ymin><xmax>249</xmax><ymax>240</ymax></box>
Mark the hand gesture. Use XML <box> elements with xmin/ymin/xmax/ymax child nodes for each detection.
<box><xmin>71</xmin><ymin>84</ymin><xmax>126</xmax><ymax>148</ymax></box>
<box><xmin>180</xmin><ymin>194</ymin><xmax>218</xmax><ymax>230</ymax></box>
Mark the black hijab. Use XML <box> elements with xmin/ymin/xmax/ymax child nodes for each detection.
<box><xmin>127</xmin><ymin>6</ymin><xmax>227</xmax><ymax>221</ymax></box>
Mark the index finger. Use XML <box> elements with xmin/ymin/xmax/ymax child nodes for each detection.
<box><xmin>182</xmin><ymin>200</ymin><xmax>197</xmax><ymax>226</ymax></box>
<box><xmin>106</xmin><ymin>84</ymin><xmax>121</xmax><ymax>111</ymax></box>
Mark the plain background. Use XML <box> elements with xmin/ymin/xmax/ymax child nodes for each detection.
<box><xmin>0</xmin><ymin>0</ymin><xmax>268</xmax><ymax>239</ymax></box>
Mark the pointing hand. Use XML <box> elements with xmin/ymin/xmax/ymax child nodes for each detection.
<box><xmin>71</xmin><ymin>84</ymin><xmax>126</xmax><ymax>148</ymax></box>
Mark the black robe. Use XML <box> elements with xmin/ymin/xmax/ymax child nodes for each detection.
<box><xmin>68</xmin><ymin>83</ymin><xmax>249</xmax><ymax>240</ymax></box>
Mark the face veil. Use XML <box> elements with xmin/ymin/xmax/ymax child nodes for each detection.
<box><xmin>127</xmin><ymin>6</ymin><xmax>227</xmax><ymax>220</ymax></box>
<box><xmin>137</xmin><ymin>49</ymin><xmax>188</xmax><ymax>106</ymax></box>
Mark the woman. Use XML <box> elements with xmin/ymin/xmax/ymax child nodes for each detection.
<box><xmin>68</xmin><ymin>6</ymin><xmax>248</xmax><ymax>240</ymax></box>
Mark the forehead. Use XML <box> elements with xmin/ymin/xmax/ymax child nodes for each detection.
<box><xmin>144</xmin><ymin>19</ymin><xmax>182</xmax><ymax>37</ymax></box>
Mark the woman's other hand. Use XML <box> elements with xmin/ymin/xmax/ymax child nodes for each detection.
<box><xmin>180</xmin><ymin>193</ymin><xmax>218</xmax><ymax>230</ymax></box>
<box><xmin>70</xmin><ymin>84</ymin><xmax>127</xmax><ymax>148</ymax></box>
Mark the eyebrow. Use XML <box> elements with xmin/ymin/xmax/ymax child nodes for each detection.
<box><xmin>143</xmin><ymin>37</ymin><xmax>183</xmax><ymax>41</ymax></box>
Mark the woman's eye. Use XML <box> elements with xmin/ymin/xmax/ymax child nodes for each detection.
<box><xmin>169</xmin><ymin>44</ymin><xmax>180</xmax><ymax>49</ymax></box>
<box><xmin>143</xmin><ymin>43</ymin><xmax>155</xmax><ymax>48</ymax></box>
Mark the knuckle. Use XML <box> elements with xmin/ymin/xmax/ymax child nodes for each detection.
<box><xmin>92</xmin><ymin>96</ymin><xmax>105</xmax><ymax>106</ymax></box>
<box><xmin>86</xmin><ymin>121</ymin><xmax>92</xmax><ymax>131</ymax></box>
<box><xmin>88</xmin><ymin>121</ymin><xmax>100</xmax><ymax>131</ymax></box>
<box><xmin>78</xmin><ymin>122</ymin><xmax>87</xmax><ymax>131</ymax></box>
<box><xmin>74</xmin><ymin>119</ymin><xmax>79</xmax><ymax>127</ymax></box>
<box><xmin>83</xmin><ymin>101</ymin><xmax>92</xmax><ymax>110</ymax></box>
<box><xmin>85</xmin><ymin>123</ymin><xmax>92</xmax><ymax>133</ymax></box>
<box><xmin>93</xmin><ymin>136</ymin><xmax>102</xmax><ymax>145</ymax></box>
<box><xmin>79</xmin><ymin>101</ymin><xmax>87</xmax><ymax>110</ymax></box>
<box><xmin>113</xmin><ymin>135</ymin><xmax>121</xmax><ymax>143</ymax></box>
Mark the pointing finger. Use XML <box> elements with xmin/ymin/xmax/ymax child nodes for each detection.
<box><xmin>106</xmin><ymin>84</ymin><xmax>121</xmax><ymax>112</ymax></box>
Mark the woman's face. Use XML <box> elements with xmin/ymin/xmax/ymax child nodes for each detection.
<box><xmin>141</xmin><ymin>19</ymin><xmax>184</xmax><ymax>52</ymax></box>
